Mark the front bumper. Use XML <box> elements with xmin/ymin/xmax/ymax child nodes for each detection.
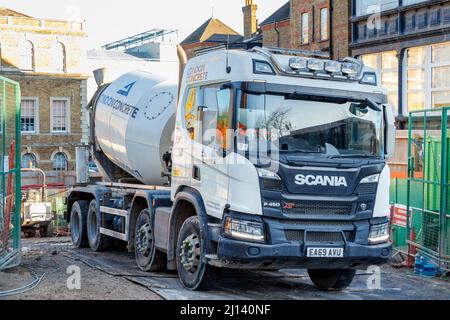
<box><xmin>211</xmin><ymin>236</ymin><xmax>392</xmax><ymax>270</ymax></box>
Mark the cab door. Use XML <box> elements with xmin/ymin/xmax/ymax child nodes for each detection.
<box><xmin>192</xmin><ymin>86</ymin><xmax>232</xmax><ymax>219</ymax></box>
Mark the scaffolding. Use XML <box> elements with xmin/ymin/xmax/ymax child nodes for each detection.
<box><xmin>102</xmin><ymin>28</ymin><xmax>178</xmax><ymax>51</ymax></box>
<box><xmin>0</xmin><ymin>76</ymin><xmax>21</xmax><ymax>271</ymax></box>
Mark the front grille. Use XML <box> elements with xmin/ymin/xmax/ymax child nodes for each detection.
<box><xmin>280</xmin><ymin>220</ymin><xmax>354</xmax><ymax>227</ymax></box>
<box><xmin>284</xmin><ymin>230</ymin><xmax>355</xmax><ymax>243</ymax></box>
<box><xmin>282</xmin><ymin>200</ymin><xmax>353</xmax><ymax>215</ymax></box>
<box><xmin>285</xmin><ymin>230</ymin><xmax>305</xmax><ymax>241</ymax></box>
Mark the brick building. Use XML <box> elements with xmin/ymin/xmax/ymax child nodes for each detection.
<box><xmin>350</xmin><ymin>0</ymin><xmax>450</xmax><ymax>120</ymax></box>
<box><xmin>180</xmin><ymin>18</ymin><xmax>242</xmax><ymax>59</ymax></box>
<box><xmin>0</xmin><ymin>8</ymin><xmax>87</xmax><ymax>181</ymax></box>
<box><xmin>260</xmin><ymin>0</ymin><xmax>351</xmax><ymax>60</ymax></box>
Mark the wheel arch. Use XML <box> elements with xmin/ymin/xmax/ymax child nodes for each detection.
<box><xmin>167</xmin><ymin>187</ymin><xmax>210</xmax><ymax>269</ymax></box>
<box><xmin>66</xmin><ymin>189</ymin><xmax>98</xmax><ymax>222</ymax></box>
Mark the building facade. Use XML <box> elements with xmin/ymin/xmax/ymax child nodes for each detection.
<box><xmin>350</xmin><ymin>0</ymin><xmax>450</xmax><ymax>121</ymax></box>
<box><xmin>180</xmin><ymin>18</ymin><xmax>242</xmax><ymax>59</ymax></box>
<box><xmin>0</xmin><ymin>8</ymin><xmax>87</xmax><ymax>181</ymax></box>
<box><xmin>260</xmin><ymin>0</ymin><xmax>351</xmax><ymax>60</ymax></box>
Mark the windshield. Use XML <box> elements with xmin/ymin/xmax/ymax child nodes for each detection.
<box><xmin>235</xmin><ymin>90</ymin><xmax>383</xmax><ymax>158</ymax></box>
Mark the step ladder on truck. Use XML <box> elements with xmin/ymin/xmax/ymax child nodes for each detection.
<box><xmin>66</xmin><ymin>46</ymin><xmax>396</xmax><ymax>291</ymax></box>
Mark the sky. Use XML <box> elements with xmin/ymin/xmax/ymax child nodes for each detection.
<box><xmin>2</xmin><ymin>0</ymin><xmax>288</xmax><ymax>49</ymax></box>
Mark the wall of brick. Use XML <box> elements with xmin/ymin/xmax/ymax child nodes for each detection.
<box><xmin>261</xmin><ymin>0</ymin><xmax>350</xmax><ymax>60</ymax></box>
<box><xmin>262</xmin><ymin>21</ymin><xmax>291</xmax><ymax>48</ymax></box>
<box><xmin>0</xmin><ymin>11</ymin><xmax>87</xmax><ymax>176</ymax></box>
<box><xmin>7</xmin><ymin>75</ymin><xmax>84</xmax><ymax>171</ymax></box>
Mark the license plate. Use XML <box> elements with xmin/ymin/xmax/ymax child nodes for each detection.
<box><xmin>307</xmin><ymin>247</ymin><xmax>344</xmax><ymax>258</ymax></box>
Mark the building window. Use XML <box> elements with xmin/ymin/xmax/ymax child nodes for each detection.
<box><xmin>21</xmin><ymin>99</ymin><xmax>38</xmax><ymax>133</ymax></box>
<box><xmin>355</xmin><ymin>0</ymin><xmax>398</xmax><ymax>17</ymax></box>
<box><xmin>20</xmin><ymin>40</ymin><xmax>34</xmax><ymax>71</ymax></box>
<box><xmin>53</xmin><ymin>152</ymin><xmax>68</xmax><ymax>171</ymax></box>
<box><xmin>320</xmin><ymin>8</ymin><xmax>329</xmax><ymax>41</ymax></box>
<box><xmin>52</xmin><ymin>42</ymin><xmax>66</xmax><ymax>72</ymax></box>
<box><xmin>361</xmin><ymin>51</ymin><xmax>399</xmax><ymax>111</ymax></box>
<box><xmin>22</xmin><ymin>153</ymin><xmax>37</xmax><ymax>169</ymax></box>
<box><xmin>406</xmin><ymin>42</ymin><xmax>450</xmax><ymax>112</ymax></box>
<box><xmin>51</xmin><ymin>98</ymin><xmax>70</xmax><ymax>133</ymax></box>
<box><xmin>301</xmin><ymin>13</ymin><xmax>309</xmax><ymax>44</ymax></box>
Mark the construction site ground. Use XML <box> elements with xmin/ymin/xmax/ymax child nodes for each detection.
<box><xmin>1</xmin><ymin>236</ymin><xmax>449</xmax><ymax>300</ymax></box>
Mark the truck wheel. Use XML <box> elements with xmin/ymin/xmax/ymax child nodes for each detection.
<box><xmin>40</xmin><ymin>221</ymin><xmax>54</xmax><ymax>238</ymax></box>
<box><xmin>87</xmin><ymin>200</ymin><xmax>112</xmax><ymax>252</ymax></box>
<box><xmin>135</xmin><ymin>209</ymin><xmax>166</xmax><ymax>272</ymax></box>
<box><xmin>308</xmin><ymin>269</ymin><xmax>356</xmax><ymax>291</ymax></box>
<box><xmin>176</xmin><ymin>216</ymin><xmax>216</xmax><ymax>291</ymax></box>
<box><xmin>70</xmin><ymin>201</ymin><xmax>89</xmax><ymax>248</ymax></box>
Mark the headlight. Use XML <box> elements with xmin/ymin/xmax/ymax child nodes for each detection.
<box><xmin>342</xmin><ymin>61</ymin><xmax>360</xmax><ymax>77</ymax></box>
<box><xmin>360</xmin><ymin>174</ymin><xmax>380</xmax><ymax>184</ymax></box>
<box><xmin>257</xmin><ymin>168</ymin><xmax>281</xmax><ymax>180</ymax></box>
<box><xmin>325</xmin><ymin>61</ymin><xmax>342</xmax><ymax>73</ymax></box>
<box><xmin>253</xmin><ymin>60</ymin><xmax>275</xmax><ymax>75</ymax></box>
<box><xmin>289</xmin><ymin>57</ymin><xmax>308</xmax><ymax>70</ymax></box>
<box><xmin>224</xmin><ymin>217</ymin><xmax>265</xmax><ymax>243</ymax></box>
<box><xmin>308</xmin><ymin>59</ymin><xmax>325</xmax><ymax>72</ymax></box>
<box><xmin>368</xmin><ymin>222</ymin><xmax>390</xmax><ymax>245</ymax></box>
<box><xmin>360</xmin><ymin>72</ymin><xmax>377</xmax><ymax>86</ymax></box>
<box><xmin>257</xmin><ymin>168</ymin><xmax>284</xmax><ymax>191</ymax></box>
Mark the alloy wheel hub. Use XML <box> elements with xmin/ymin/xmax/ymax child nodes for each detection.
<box><xmin>137</xmin><ymin>223</ymin><xmax>152</xmax><ymax>256</ymax></box>
<box><xmin>180</xmin><ymin>233</ymin><xmax>201</xmax><ymax>273</ymax></box>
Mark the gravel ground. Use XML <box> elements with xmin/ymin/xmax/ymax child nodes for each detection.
<box><xmin>0</xmin><ymin>237</ymin><xmax>162</xmax><ymax>300</ymax></box>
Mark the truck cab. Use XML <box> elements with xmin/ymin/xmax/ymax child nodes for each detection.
<box><xmin>170</xmin><ymin>47</ymin><xmax>395</xmax><ymax>289</ymax></box>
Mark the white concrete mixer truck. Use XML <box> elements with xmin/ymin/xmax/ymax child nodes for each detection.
<box><xmin>66</xmin><ymin>46</ymin><xmax>396</xmax><ymax>291</ymax></box>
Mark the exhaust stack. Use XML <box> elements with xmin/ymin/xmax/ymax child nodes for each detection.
<box><xmin>177</xmin><ymin>45</ymin><xmax>188</xmax><ymax>102</ymax></box>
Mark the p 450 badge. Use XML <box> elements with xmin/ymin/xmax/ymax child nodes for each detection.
<box><xmin>295</xmin><ymin>174</ymin><xmax>348</xmax><ymax>187</ymax></box>
<box><xmin>263</xmin><ymin>201</ymin><xmax>281</xmax><ymax>208</ymax></box>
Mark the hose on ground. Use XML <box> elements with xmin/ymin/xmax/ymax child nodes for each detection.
<box><xmin>0</xmin><ymin>268</ymin><xmax>45</xmax><ymax>298</ymax></box>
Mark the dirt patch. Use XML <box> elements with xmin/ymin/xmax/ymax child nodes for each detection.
<box><xmin>0</xmin><ymin>237</ymin><xmax>162</xmax><ymax>300</ymax></box>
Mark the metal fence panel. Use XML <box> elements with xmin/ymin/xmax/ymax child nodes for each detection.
<box><xmin>407</xmin><ymin>108</ymin><xmax>450</xmax><ymax>272</ymax></box>
<box><xmin>0</xmin><ymin>76</ymin><xmax>21</xmax><ymax>270</ymax></box>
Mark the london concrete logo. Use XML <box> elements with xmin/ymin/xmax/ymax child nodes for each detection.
<box><xmin>117</xmin><ymin>81</ymin><xmax>136</xmax><ymax>97</ymax></box>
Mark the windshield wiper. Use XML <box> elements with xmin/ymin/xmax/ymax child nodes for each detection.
<box><xmin>329</xmin><ymin>153</ymin><xmax>377</xmax><ymax>159</ymax></box>
<box><xmin>279</xmin><ymin>149</ymin><xmax>322</xmax><ymax>154</ymax></box>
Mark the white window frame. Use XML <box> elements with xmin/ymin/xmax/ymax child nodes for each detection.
<box><xmin>50</xmin><ymin>97</ymin><xmax>70</xmax><ymax>134</ymax></box>
<box><xmin>301</xmin><ymin>13</ymin><xmax>309</xmax><ymax>44</ymax></box>
<box><xmin>21</xmin><ymin>152</ymin><xmax>38</xmax><ymax>169</ymax></box>
<box><xmin>20</xmin><ymin>97</ymin><xmax>39</xmax><ymax>134</ymax></box>
<box><xmin>52</xmin><ymin>42</ymin><xmax>66</xmax><ymax>73</ymax></box>
<box><xmin>52</xmin><ymin>151</ymin><xmax>69</xmax><ymax>171</ymax></box>
<box><xmin>361</xmin><ymin>51</ymin><xmax>399</xmax><ymax>111</ymax></box>
<box><xmin>405</xmin><ymin>42</ymin><xmax>450</xmax><ymax>112</ymax></box>
<box><xmin>20</xmin><ymin>40</ymin><xmax>34</xmax><ymax>71</ymax></box>
<box><xmin>320</xmin><ymin>8</ymin><xmax>329</xmax><ymax>41</ymax></box>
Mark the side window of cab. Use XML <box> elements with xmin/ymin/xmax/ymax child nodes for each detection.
<box><xmin>183</xmin><ymin>87</ymin><xmax>200</xmax><ymax>140</ymax></box>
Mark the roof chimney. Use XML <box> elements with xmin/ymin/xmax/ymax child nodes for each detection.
<box><xmin>242</xmin><ymin>0</ymin><xmax>258</xmax><ymax>40</ymax></box>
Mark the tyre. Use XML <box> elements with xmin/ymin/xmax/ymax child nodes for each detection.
<box><xmin>308</xmin><ymin>269</ymin><xmax>356</xmax><ymax>291</ymax></box>
<box><xmin>134</xmin><ymin>209</ymin><xmax>166</xmax><ymax>272</ymax></box>
<box><xmin>176</xmin><ymin>216</ymin><xmax>217</xmax><ymax>291</ymax></box>
<box><xmin>40</xmin><ymin>221</ymin><xmax>54</xmax><ymax>238</ymax></box>
<box><xmin>70</xmin><ymin>201</ymin><xmax>89</xmax><ymax>248</ymax></box>
<box><xmin>87</xmin><ymin>200</ymin><xmax>112</xmax><ymax>252</ymax></box>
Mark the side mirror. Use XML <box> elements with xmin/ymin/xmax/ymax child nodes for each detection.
<box><xmin>383</xmin><ymin>104</ymin><xmax>396</xmax><ymax>160</ymax></box>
